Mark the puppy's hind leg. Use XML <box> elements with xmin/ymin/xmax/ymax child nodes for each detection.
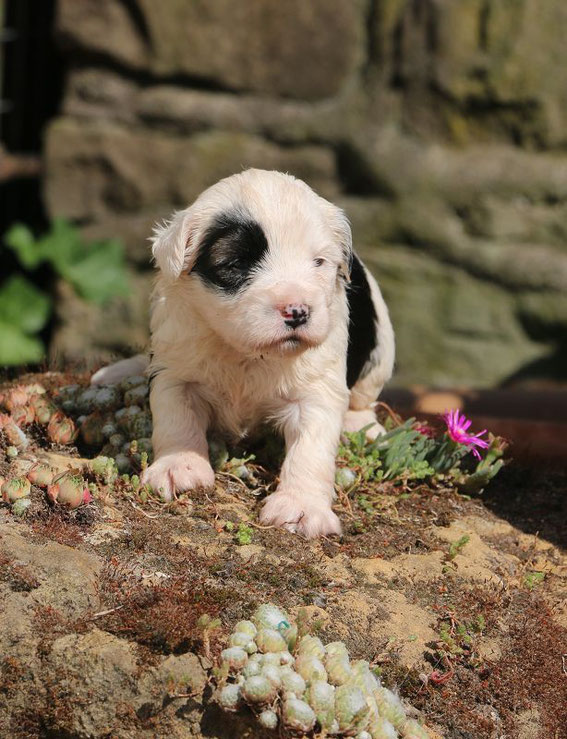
<box><xmin>345</xmin><ymin>261</ymin><xmax>395</xmax><ymax>441</ymax></box>
<box><xmin>91</xmin><ymin>354</ymin><xmax>149</xmax><ymax>385</ymax></box>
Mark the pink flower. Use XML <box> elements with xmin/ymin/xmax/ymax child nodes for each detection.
<box><xmin>443</xmin><ymin>409</ymin><xmax>489</xmax><ymax>460</ymax></box>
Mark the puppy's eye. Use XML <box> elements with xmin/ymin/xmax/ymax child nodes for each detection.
<box><xmin>314</xmin><ymin>258</ymin><xmax>326</xmax><ymax>267</ymax></box>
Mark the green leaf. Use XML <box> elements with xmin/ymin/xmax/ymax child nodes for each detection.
<box><xmin>59</xmin><ymin>239</ymin><xmax>129</xmax><ymax>303</ymax></box>
<box><xmin>4</xmin><ymin>223</ymin><xmax>43</xmax><ymax>268</ymax></box>
<box><xmin>33</xmin><ymin>218</ymin><xmax>79</xmax><ymax>269</ymax></box>
<box><xmin>524</xmin><ymin>571</ymin><xmax>545</xmax><ymax>589</ymax></box>
<box><xmin>0</xmin><ymin>320</ymin><xmax>45</xmax><ymax>365</ymax></box>
<box><xmin>0</xmin><ymin>275</ymin><xmax>51</xmax><ymax>333</ymax></box>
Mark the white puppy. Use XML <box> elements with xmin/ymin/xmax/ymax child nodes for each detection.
<box><xmin>92</xmin><ymin>169</ymin><xmax>394</xmax><ymax>538</ymax></box>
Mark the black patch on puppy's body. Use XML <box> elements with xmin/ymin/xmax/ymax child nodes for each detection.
<box><xmin>346</xmin><ymin>253</ymin><xmax>378</xmax><ymax>388</ymax></box>
<box><xmin>192</xmin><ymin>211</ymin><xmax>269</xmax><ymax>294</ymax></box>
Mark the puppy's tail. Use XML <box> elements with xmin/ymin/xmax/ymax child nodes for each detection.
<box><xmin>91</xmin><ymin>354</ymin><xmax>149</xmax><ymax>385</ymax></box>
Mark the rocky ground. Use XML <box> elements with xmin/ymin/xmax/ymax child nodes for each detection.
<box><xmin>0</xmin><ymin>373</ymin><xmax>566</xmax><ymax>738</ymax></box>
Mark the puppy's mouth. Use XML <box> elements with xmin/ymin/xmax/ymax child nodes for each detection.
<box><xmin>258</xmin><ymin>332</ymin><xmax>315</xmax><ymax>354</ymax></box>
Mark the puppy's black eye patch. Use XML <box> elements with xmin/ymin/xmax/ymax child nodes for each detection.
<box><xmin>192</xmin><ymin>210</ymin><xmax>269</xmax><ymax>294</ymax></box>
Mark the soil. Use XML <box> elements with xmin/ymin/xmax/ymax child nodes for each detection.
<box><xmin>0</xmin><ymin>373</ymin><xmax>566</xmax><ymax>738</ymax></box>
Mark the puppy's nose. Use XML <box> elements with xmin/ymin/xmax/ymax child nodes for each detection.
<box><xmin>280</xmin><ymin>303</ymin><xmax>310</xmax><ymax>329</ymax></box>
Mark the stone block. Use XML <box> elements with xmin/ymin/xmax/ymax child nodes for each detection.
<box><xmin>44</xmin><ymin>118</ymin><xmax>339</xmax><ymax>222</ymax></box>
<box><xmin>57</xmin><ymin>0</ymin><xmax>365</xmax><ymax>100</ymax></box>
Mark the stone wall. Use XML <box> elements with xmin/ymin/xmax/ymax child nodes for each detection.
<box><xmin>45</xmin><ymin>0</ymin><xmax>567</xmax><ymax>386</ymax></box>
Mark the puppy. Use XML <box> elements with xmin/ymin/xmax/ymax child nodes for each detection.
<box><xmin>92</xmin><ymin>169</ymin><xmax>395</xmax><ymax>538</ymax></box>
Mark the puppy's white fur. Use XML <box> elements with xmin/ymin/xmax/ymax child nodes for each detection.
<box><xmin>93</xmin><ymin>169</ymin><xmax>394</xmax><ymax>538</ymax></box>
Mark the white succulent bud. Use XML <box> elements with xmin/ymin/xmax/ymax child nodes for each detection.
<box><xmin>241</xmin><ymin>675</ymin><xmax>277</xmax><ymax>704</ymax></box>
<box><xmin>217</xmin><ymin>683</ymin><xmax>241</xmax><ymax>711</ymax></box>
<box><xmin>282</xmin><ymin>696</ymin><xmax>316</xmax><ymax>732</ymax></box>
<box><xmin>220</xmin><ymin>647</ymin><xmax>248</xmax><ymax>671</ymax></box>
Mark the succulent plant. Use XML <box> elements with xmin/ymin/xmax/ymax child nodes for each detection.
<box><xmin>278</xmin><ymin>651</ymin><xmax>295</xmax><ymax>667</ymax></box>
<box><xmin>124</xmin><ymin>385</ymin><xmax>149</xmax><ymax>406</ymax></box>
<box><xmin>258</xmin><ymin>709</ymin><xmax>279</xmax><ymax>730</ymax></box>
<box><xmin>252</xmin><ymin>603</ymin><xmax>291</xmax><ymax>632</ymax></box>
<box><xmin>22</xmin><ymin>382</ymin><xmax>46</xmax><ymax>397</ymax></box>
<box><xmin>218</xmin><ymin>683</ymin><xmax>241</xmax><ymax>711</ymax></box>
<box><xmin>81</xmin><ymin>412</ymin><xmax>108</xmax><ymax>446</ymax></box>
<box><xmin>335</xmin><ymin>683</ymin><xmax>370</xmax><ymax>733</ymax></box>
<box><xmin>127</xmin><ymin>411</ymin><xmax>153</xmax><ymax>439</ymax></box>
<box><xmin>256</xmin><ymin>627</ymin><xmax>288</xmax><ymax>654</ymax></box>
<box><xmin>3</xmin><ymin>386</ymin><xmax>29</xmax><ymax>411</ymax></box>
<box><xmin>11</xmin><ymin>497</ymin><xmax>32</xmax><ymax>517</ymax></box>
<box><xmin>326</xmin><ymin>655</ymin><xmax>353</xmax><ymax>686</ymax></box>
<box><xmin>234</xmin><ymin>620</ymin><xmax>257</xmax><ymax>638</ymax></box>
<box><xmin>242</xmin><ymin>660</ymin><xmax>262</xmax><ymax>678</ymax></box>
<box><xmin>89</xmin><ymin>456</ymin><xmax>118</xmax><ymax>483</ymax></box>
<box><xmin>367</xmin><ymin>714</ymin><xmax>398</xmax><ymax>739</ymax></box>
<box><xmin>47</xmin><ymin>473</ymin><xmax>89</xmax><ymax>508</ymax></box>
<box><xmin>297</xmin><ymin>634</ymin><xmax>326</xmax><ymax>660</ymax></box>
<box><xmin>30</xmin><ymin>395</ymin><xmax>56</xmax><ymax>424</ymax></box>
<box><xmin>374</xmin><ymin>688</ymin><xmax>406</xmax><ymax>730</ymax></box>
<box><xmin>216</xmin><ymin>604</ymin><xmax>429</xmax><ymax>738</ymax></box>
<box><xmin>229</xmin><ymin>631</ymin><xmax>252</xmax><ymax>649</ymax></box>
<box><xmin>220</xmin><ymin>647</ymin><xmax>248</xmax><ymax>672</ymax></box>
<box><xmin>280</xmin><ymin>666</ymin><xmax>306</xmax><ymax>696</ymax></box>
<box><xmin>282</xmin><ymin>696</ymin><xmax>316</xmax><ymax>732</ymax></box>
<box><xmin>114</xmin><ymin>454</ymin><xmax>131</xmax><ymax>473</ymax></box>
<box><xmin>261</xmin><ymin>664</ymin><xmax>283</xmax><ymax>689</ymax></box>
<box><xmin>241</xmin><ymin>675</ymin><xmax>277</xmax><ymax>704</ymax></box>
<box><xmin>401</xmin><ymin>719</ymin><xmax>429</xmax><ymax>739</ymax></box>
<box><xmin>295</xmin><ymin>654</ymin><xmax>328</xmax><ymax>683</ymax></box>
<box><xmin>11</xmin><ymin>404</ymin><xmax>35</xmax><ymax>426</ymax></box>
<box><xmin>335</xmin><ymin>466</ymin><xmax>357</xmax><ymax>489</ymax></box>
<box><xmin>27</xmin><ymin>462</ymin><xmax>56</xmax><ymax>487</ymax></box>
<box><xmin>47</xmin><ymin>412</ymin><xmax>77</xmax><ymax>445</ymax></box>
<box><xmin>280</xmin><ymin>622</ymin><xmax>298</xmax><ymax>651</ymax></box>
<box><xmin>76</xmin><ymin>387</ymin><xmax>100</xmax><ymax>414</ymax></box>
<box><xmin>0</xmin><ymin>414</ymin><xmax>28</xmax><ymax>448</ymax></box>
<box><xmin>2</xmin><ymin>476</ymin><xmax>31</xmax><ymax>503</ymax></box>
<box><xmin>209</xmin><ymin>437</ymin><xmax>229</xmax><ymax>470</ymax></box>
<box><xmin>119</xmin><ymin>375</ymin><xmax>147</xmax><ymax>392</ymax></box>
<box><xmin>305</xmin><ymin>679</ymin><xmax>335</xmax><ymax>730</ymax></box>
<box><xmin>350</xmin><ymin>660</ymin><xmax>381</xmax><ymax>694</ymax></box>
<box><xmin>93</xmin><ymin>386</ymin><xmax>122</xmax><ymax>411</ymax></box>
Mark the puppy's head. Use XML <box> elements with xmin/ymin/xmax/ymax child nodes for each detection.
<box><xmin>152</xmin><ymin>169</ymin><xmax>352</xmax><ymax>356</ymax></box>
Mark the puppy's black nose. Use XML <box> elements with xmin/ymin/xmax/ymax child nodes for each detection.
<box><xmin>280</xmin><ymin>303</ymin><xmax>310</xmax><ymax>329</ymax></box>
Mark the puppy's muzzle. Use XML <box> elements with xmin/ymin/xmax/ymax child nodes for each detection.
<box><xmin>280</xmin><ymin>303</ymin><xmax>310</xmax><ymax>329</ymax></box>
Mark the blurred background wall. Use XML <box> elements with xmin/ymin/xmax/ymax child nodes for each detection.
<box><xmin>2</xmin><ymin>0</ymin><xmax>567</xmax><ymax>386</ymax></box>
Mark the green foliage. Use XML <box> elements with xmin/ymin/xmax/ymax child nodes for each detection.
<box><xmin>434</xmin><ymin>613</ymin><xmax>487</xmax><ymax>671</ymax></box>
<box><xmin>524</xmin><ymin>571</ymin><xmax>545</xmax><ymax>589</ymax></box>
<box><xmin>0</xmin><ymin>275</ymin><xmax>51</xmax><ymax>364</ymax></box>
<box><xmin>0</xmin><ymin>219</ymin><xmax>129</xmax><ymax>365</ymax></box>
<box><xmin>337</xmin><ymin>419</ymin><xmax>507</xmax><ymax>496</ymax></box>
<box><xmin>448</xmin><ymin>535</ymin><xmax>470</xmax><ymax>561</ymax></box>
<box><xmin>338</xmin><ymin>426</ymin><xmax>383</xmax><ymax>481</ymax></box>
<box><xmin>234</xmin><ymin>523</ymin><xmax>254</xmax><ymax>546</ymax></box>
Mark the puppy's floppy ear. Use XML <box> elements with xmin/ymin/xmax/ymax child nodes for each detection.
<box><xmin>321</xmin><ymin>200</ymin><xmax>353</xmax><ymax>282</ymax></box>
<box><xmin>151</xmin><ymin>207</ymin><xmax>200</xmax><ymax>280</ymax></box>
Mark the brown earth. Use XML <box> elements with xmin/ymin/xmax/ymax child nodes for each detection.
<box><xmin>0</xmin><ymin>376</ymin><xmax>566</xmax><ymax>738</ymax></box>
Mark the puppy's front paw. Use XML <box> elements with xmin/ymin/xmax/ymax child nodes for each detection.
<box><xmin>141</xmin><ymin>452</ymin><xmax>215</xmax><ymax>501</ymax></box>
<box><xmin>259</xmin><ymin>491</ymin><xmax>342</xmax><ymax>539</ymax></box>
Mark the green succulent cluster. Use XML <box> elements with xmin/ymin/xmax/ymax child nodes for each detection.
<box><xmin>337</xmin><ymin>419</ymin><xmax>506</xmax><ymax>495</ymax></box>
<box><xmin>215</xmin><ymin>603</ymin><xmax>429</xmax><ymax>738</ymax></box>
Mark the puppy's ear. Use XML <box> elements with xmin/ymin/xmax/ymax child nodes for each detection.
<box><xmin>322</xmin><ymin>200</ymin><xmax>353</xmax><ymax>282</ymax></box>
<box><xmin>151</xmin><ymin>208</ymin><xmax>200</xmax><ymax>280</ymax></box>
